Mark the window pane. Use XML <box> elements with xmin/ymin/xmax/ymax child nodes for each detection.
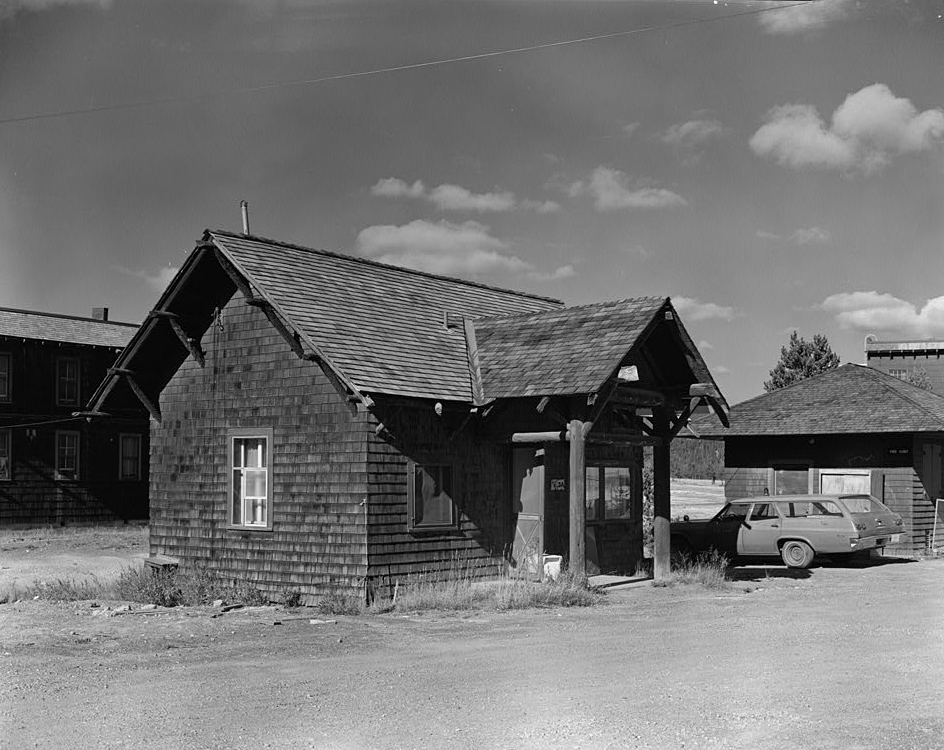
<box><xmin>604</xmin><ymin>467</ymin><xmax>632</xmax><ymax>519</ymax></box>
<box><xmin>232</xmin><ymin>470</ymin><xmax>242</xmax><ymax>523</ymax></box>
<box><xmin>244</xmin><ymin>469</ymin><xmax>267</xmax><ymax>498</ymax></box>
<box><xmin>0</xmin><ymin>429</ymin><xmax>9</xmax><ymax>480</ymax></box>
<box><xmin>0</xmin><ymin>354</ymin><xmax>9</xmax><ymax>400</ymax></box>
<box><xmin>414</xmin><ymin>466</ymin><xmax>453</xmax><ymax>527</ymax></box>
<box><xmin>585</xmin><ymin>468</ymin><xmax>599</xmax><ymax>520</ymax></box>
<box><xmin>820</xmin><ymin>473</ymin><xmax>870</xmax><ymax>495</ymax></box>
<box><xmin>57</xmin><ymin>359</ymin><xmax>78</xmax><ymax>404</ymax></box>
<box><xmin>57</xmin><ymin>433</ymin><xmax>78</xmax><ymax>479</ymax></box>
<box><xmin>245</xmin><ymin>439</ymin><xmax>264</xmax><ymax>468</ymax></box>
<box><xmin>774</xmin><ymin>468</ymin><xmax>808</xmax><ymax>495</ymax></box>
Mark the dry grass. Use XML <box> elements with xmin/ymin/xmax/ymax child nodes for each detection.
<box><xmin>652</xmin><ymin>550</ymin><xmax>732</xmax><ymax>590</ymax></box>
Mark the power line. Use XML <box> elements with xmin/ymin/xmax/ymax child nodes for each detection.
<box><xmin>0</xmin><ymin>1</ymin><xmax>818</xmax><ymax>126</ymax></box>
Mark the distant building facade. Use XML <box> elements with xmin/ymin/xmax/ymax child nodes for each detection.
<box><xmin>0</xmin><ymin>306</ymin><xmax>149</xmax><ymax>525</ymax></box>
<box><xmin>866</xmin><ymin>336</ymin><xmax>944</xmax><ymax>394</ymax></box>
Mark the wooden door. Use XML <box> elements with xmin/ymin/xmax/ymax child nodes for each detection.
<box><xmin>510</xmin><ymin>447</ymin><xmax>544</xmax><ymax>579</ymax></box>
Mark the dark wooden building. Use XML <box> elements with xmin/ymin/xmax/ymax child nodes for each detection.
<box><xmin>866</xmin><ymin>336</ymin><xmax>944</xmax><ymax>395</ymax></box>
<box><xmin>699</xmin><ymin>364</ymin><xmax>944</xmax><ymax>555</ymax></box>
<box><xmin>90</xmin><ymin>230</ymin><xmax>726</xmax><ymax>601</ymax></box>
<box><xmin>0</xmin><ymin>307</ymin><xmax>149</xmax><ymax>525</ymax></box>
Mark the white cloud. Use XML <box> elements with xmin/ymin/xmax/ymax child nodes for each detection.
<box><xmin>697</xmin><ymin>340</ymin><xmax>714</xmax><ymax>351</ymax></box>
<box><xmin>527</xmin><ymin>265</ymin><xmax>576</xmax><ymax>282</ymax></box>
<box><xmin>428</xmin><ymin>184</ymin><xmax>516</xmax><ymax>212</ymax></box>
<box><xmin>520</xmin><ymin>199</ymin><xmax>561</xmax><ymax>214</ymax></box>
<box><xmin>757</xmin><ymin>227</ymin><xmax>830</xmax><ymax>245</ymax></box>
<box><xmin>819</xmin><ymin>291</ymin><xmax>944</xmax><ymax>337</ymax></box>
<box><xmin>622</xmin><ymin>122</ymin><xmax>641</xmax><ymax>138</ymax></box>
<box><xmin>713</xmin><ymin>365</ymin><xmax>731</xmax><ymax>375</ymax></box>
<box><xmin>117</xmin><ymin>265</ymin><xmax>179</xmax><ymax>291</ymax></box>
<box><xmin>571</xmin><ymin>167</ymin><xmax>687</xmax><ymax>211</ymax></box>
<box><xmin>750</xmin><ymin>84</ymin><xmax>944</xmax><ymax>173</ymax></box>
<box><xmin>355</xmin><ymin>219</ymin><xmax>530</xmax><ymax>277</ymax></box>
<box><xmin>0</xmin><ymin>0</ymin><xmax>110</xmax><ymax>22</ymax></box>
<box><xmin>673</xmin><ymin>296</ymin><xmax>738</xmax><ymax>322</ymax></box>
<box><xmin>627</xmin><ymin>244</ymin><xmax>650</xmax><ymax>259</ymax></box>
<box><xmin>370</xmin><ymin>177</ymin><xmax>425</xmax><ymax>199</ymax></box>
<box><xmin>660</xmin><ymin>118</ymin><xmax>724</xmax><ymax>150</ymax></box>
<box><xmin>758</xmin><ymin>0</ymin><xmax>853</xmax><ymax>35</ymax></box>
<box><xmin>371</xmin><ymin>177</ymin><xmax>559</xmax><ymax>214</ymax></box>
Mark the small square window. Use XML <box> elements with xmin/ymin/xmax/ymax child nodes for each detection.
<box><xmin>229</xmin><ymin>430</ymin><xmax>273</xmax><ymax>530</ymax></box>
<box><xmin>56</xmin><ymin>430</ymin><xmax>80</xmax><ymax>480</ymax></box>
<box><xmin>0</xmin><ymin>352</ymin><xmax>10</xmax><ymax>402</ymax></box>
<box><xmin>119</xmin><ymin>433</ymin><xmax>142</xmax><ymax>481</ymax></box>
<box><xmin>408</xmin><ymin>462</ymin><xmax>456</xmax><ymax>531</ymax></box>
<box><xmin>0</xmin><ymin>428</ymin><xmax>10</xmax><ymax>481</ymax></box>
<box><xmin>56</xmin><ymin>357</ymin><xmax>79</xmax><ymax>406</ymax></box>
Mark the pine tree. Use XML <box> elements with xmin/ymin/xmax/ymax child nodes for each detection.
<box><xmin>764</xmin><ymin>331</ymin><xmax>840</xmax><ymax>392</ymax></box>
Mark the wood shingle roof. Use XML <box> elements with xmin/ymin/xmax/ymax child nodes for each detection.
<box><xmin>0</xmin><ymin>307</ymin><xmax>136</xmax><ymax>349</ymax></box>
<box><xmin>700</xmin><ymin>363</ymin><xmax>944</xmax><ymax>436</ymax></box>
<box><xmin>474</xmin><ymin>297</ymin><xmax>669</xmax><ymax>398</ymax></box>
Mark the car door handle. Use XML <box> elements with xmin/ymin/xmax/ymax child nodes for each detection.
<box><xmin>771</xmin><ymin>524</ymin><xmax>779</xmax><ymax>528</ymax></box>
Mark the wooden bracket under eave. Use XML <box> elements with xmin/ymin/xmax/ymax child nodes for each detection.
<box><xmin>108</xmin><ymin>367</ymin><xmax>161</xmax><ymax>423</ymax></box>
<box><xmin>148</xmin><ymin>310</ymin><xmax>205</xmax><ymax>367</ymax></box>
<box><xmin>301</xmin><ymin>352</ymin><xmax>372</xmax><ymax>415</ymax></box>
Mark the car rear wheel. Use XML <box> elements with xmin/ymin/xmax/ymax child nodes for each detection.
<box><xmin>781</xmin><ymin>540</ymin><xmax>814</xmax><ymax>569</ymax></box>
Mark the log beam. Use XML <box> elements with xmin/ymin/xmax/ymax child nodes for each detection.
<box><xmin>148</xmin><ymin>310</ymin><xmax>205</xmax><ymax>367</ymax></box>
<box><xmin>568</xmin><ymin>419</ymin><xmax>587</xmax><ymax>575</ymax></box>
<box><xmin>652</xmin><ymin>408</ymin><xmax>671</xmax><ymax>582</ymax></box>
<box><xmin>109</xmin><ymin>368</ymin><xmax>161</xmax><ymax>423</ymax></box>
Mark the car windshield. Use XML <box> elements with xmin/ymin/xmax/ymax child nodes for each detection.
<box><xmin>839</xmin><ymin>495</ymin><xmax>885</xmax><ymax>514</ymax></box>
<box><xmin>715</xmin><ymin>504</ymin><xmax>749</xmax><ymax>521</ymax></box>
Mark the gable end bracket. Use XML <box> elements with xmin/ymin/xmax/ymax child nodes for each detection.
<box><xmin>148</xmin><ymin>310</ymin><xmax>206</xmax><ymax>367</ymax></box>
<box><xmin>108</xmin><ymin>367</ymin><xmax>161</xmax><ymax>423</ymax></box>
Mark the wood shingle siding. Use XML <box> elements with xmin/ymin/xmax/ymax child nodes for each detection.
<box><xmin>150</xmin><ymin>297</ymin><xmax>368</xmax><ymax>603</ymax></box>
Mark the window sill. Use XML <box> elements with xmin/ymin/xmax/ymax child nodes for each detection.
<box><xmin>226</xmin><ymin>524</ymin><xmax>274</xmax><ymax>533</ymax></box>
<box><xmin>408</xmin><ymin>525</ymin><xmax>462</xmax><ymax>535</ymax></box>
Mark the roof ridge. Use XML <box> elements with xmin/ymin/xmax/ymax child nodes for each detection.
<box><xmin>208</xmin><ymin>229</ymin><xmax>563</xmax><ymax>307</ymax></box>
<box><xmin>473</xmin><ymin>294</ymin><xmax>668</xmax><ymax>323</ymax></box>
<box><xmin>0</xmin><ymin>305</ymin><xmax>137</xmax><ymax>328</ymax></box>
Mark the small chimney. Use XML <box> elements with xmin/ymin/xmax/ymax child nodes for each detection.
<box><xmin>92</xmin><ymin>307</ymin><xmax>109</xmax><ymax>321</ymax></box>
<box><xmin>240</xmin><ymin>200</ymin><xmax>250</xmax><ymax>235</ymax></box>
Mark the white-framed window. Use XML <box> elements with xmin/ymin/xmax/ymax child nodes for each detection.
<box><xmin>56</xmin><ymin>357</ymin><xmax>79</xmax><ymax>406</ymax></box>
<box><xmin>820</xmin><ymin>469</ymin><xmax>871</xmax><ymax>495</ymax></box>
<box><xmin>55</xmin><ymin>430</ymin><xmax>80</xmax><ymax>480</ymax></box>
<box><xmin>228</xmin><ymin>429</ymin><xmax>273</xmax><ymax>530</ymax></box>
<box><xmin>771</xmin><ymin>463</ymin><xmax>810</xmax><ymax>495</ymax></box>
<box><xmin>119</xmin><ymin>433</ymin><xmax>142</xmax><ymax>481</ymax></box>
<box><xmin>408</xmin><ymin>462</ymin><xmax>456</xmax><ymax>531</ymax></box>
<box><xmin>0</xmin><ymin>352</ymin><xmax>10</xmax><ymax>402</ymax></box>
<box><xmin>0</xmin><ymin>428</ymin><xmax>10</xmax><ymax>481</ymax></box>
<box><xmin>888</xmin><ymin>368</ymin><xmax>907</xmax><ymax>380</ymax></box>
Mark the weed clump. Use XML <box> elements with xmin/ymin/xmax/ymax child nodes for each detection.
<box><xmin>652</xmin><ymin>549</ymin><xmax>731</xmax><ymax>589</ymax></box>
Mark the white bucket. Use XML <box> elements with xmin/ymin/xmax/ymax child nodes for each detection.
<box><xmin>542</xmin><ymin>554</ymin><xmax>563</xmax><ymax>581</ymax></box>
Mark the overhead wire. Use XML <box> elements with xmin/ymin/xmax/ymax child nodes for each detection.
<box><xmin>0</xmin><ymin>1</ymin><xmax>819</xmax><ymax>126</ymax></box>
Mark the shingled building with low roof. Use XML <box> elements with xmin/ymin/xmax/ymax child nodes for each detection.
<box><xmin>90</xmin><ymin>229</ymin><xmax>726</xmax><ymax>601</ymax></box>
<box><xmin>0</xmin><ymin>306</ymin><xmax>148</xmax><ymax>525</ymax></box>
<box><xmin>698</xmin><ymin>363</ymin><xmax>944</xmax><ymax>555</ymax></box>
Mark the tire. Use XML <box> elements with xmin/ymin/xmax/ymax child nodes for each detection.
<box><xmin>781</xmin><ymin>540</ymin><xmax>814</xmax><ymax>569</ymax></box>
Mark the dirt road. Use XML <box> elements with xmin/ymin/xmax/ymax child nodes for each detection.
<box><xmin>2</xmin><ymin>555</ymin><xmax>942</xmax><ymax>750</ymax></box>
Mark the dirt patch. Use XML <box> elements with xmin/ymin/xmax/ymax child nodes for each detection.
<box><xmin>0</xmin><ymin>525</ymin><xmax>147</xmax><ymax>597</ymax></box>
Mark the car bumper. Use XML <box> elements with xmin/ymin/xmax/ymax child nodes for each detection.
<box><xmin>850</xmin><ymin>534</ymin><xmax>900</xmax><ymax>550</ymax></box>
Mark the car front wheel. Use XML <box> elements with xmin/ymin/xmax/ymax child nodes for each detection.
<box><xmin>781</xmin><ymin>540</ymin><xmax>814</xmax><ymax>569</ymax></box>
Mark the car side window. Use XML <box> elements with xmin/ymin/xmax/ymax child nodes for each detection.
<box><xmin>808</xmin><ymin>501</ymin><xmax>843</xmax><ymax>516</ymax></box>
<box><xmin>749</xmin><ymin>503</ymin><xmax>779</xmax><ymax>521</ymax></box>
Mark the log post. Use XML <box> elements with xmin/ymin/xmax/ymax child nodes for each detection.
<box><xmin>652</xmin><ymin>408</ymin><xmax>672</xmax><ymax>582</ymax></box>
<box><xmin>568</xmin><ymin>419</ymin><xmax>587</xmax><ymax>575</ymax></box>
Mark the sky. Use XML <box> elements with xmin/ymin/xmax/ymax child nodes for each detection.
<box><xmin>0</xmin><ymin>0</ymin><xmax>942</xmax><ymax>405</ymax></box>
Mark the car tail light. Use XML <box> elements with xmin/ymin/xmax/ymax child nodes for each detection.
<box><xmin>854</xmin><ymin>523</ymin><xmax>867</xmax><ymax>531</ymax></box>
<box><xmin>849</xmin><ymin>538</ymin><xmax>860</xmax><ymax>547</ymax></box>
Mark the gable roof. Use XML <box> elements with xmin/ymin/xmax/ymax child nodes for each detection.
<box><xmin>0</xmin><ymin>306</ymin><xmax>136</xmax><ymax>349</ymax></box>
<box><xmin>474</xmin><ymin>296</ymin><xmax>714</xmax><ymax>398</ymax></box>
<box><xmin>212</xmin><ymin>231</ymin><xmax>561</xmax><ymax>401</ymax></box>
<box><xmin>700</xmin><ymin>363</ymin><xmax>944</xmax><ymax>437</ymax></box>
<box><xmin>90</xmin><ymin>229</ymin><xmax>726</xmax><ymax>415</ymax></box>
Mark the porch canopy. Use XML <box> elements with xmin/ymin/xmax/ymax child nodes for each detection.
<box><xmin>90</xmin><ymin>229</ymin><xmax>728</xmax><ymax>579</ymax></box>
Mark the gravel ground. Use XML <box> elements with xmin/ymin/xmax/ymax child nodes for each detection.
<box><xmin>1</xmin><ymin>552</ymin><xmax>942</xmax><ymax>750</ymax></box>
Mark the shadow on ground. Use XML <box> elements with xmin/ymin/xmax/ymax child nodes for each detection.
<box><xmin>729</xmin><ymin>552</ymin><xmax>917</xmax><ymax>582</ymax></box>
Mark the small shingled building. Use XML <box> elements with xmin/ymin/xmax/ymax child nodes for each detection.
<box><xmin>89</xmin><ymin>229</ymin><xmax>727</xmax><ymax>602</ymax></box>
<box><xmin>698</xmin><ymin>363</ymin><xmax>944</xmax><ymax>555</ymax></box>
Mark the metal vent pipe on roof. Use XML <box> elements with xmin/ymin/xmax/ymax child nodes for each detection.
<box><xmin>241</xmin><ymin>200</ymin><xmax>250</xmax><ymax>235</ymax></box>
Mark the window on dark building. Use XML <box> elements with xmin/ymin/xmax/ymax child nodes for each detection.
<box><xmin>0</xmin><ymin>352</ymin><xmax>10</xmax><ymax>402</ymax></box>
<box><xmin>408</xmin><ymin>462</ymin><xmax>456</xmax><ymax>531</ymax></box>
<box><xmin>0</xmin><ymin>428</ymin><xmax>10</xmax><ymax>480</ymax></box>
<box><xmin>585</xmin><ymin>465</ymin><xmax>634</xmax><ymax>520</ymax></box>
<box><xmin>56</xmin><ymin>357</ymin><xmax>79</xmax><ymax>406</ymax></box>
<box><xmin>119</xmin><ymin>433</ymin><xmax>142</xmax><ymax>481</ymax></box>
<box><xmin>56</xmin><ymin>430</ymin><xmax>80</xmax><ymax>480</ymax></box>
